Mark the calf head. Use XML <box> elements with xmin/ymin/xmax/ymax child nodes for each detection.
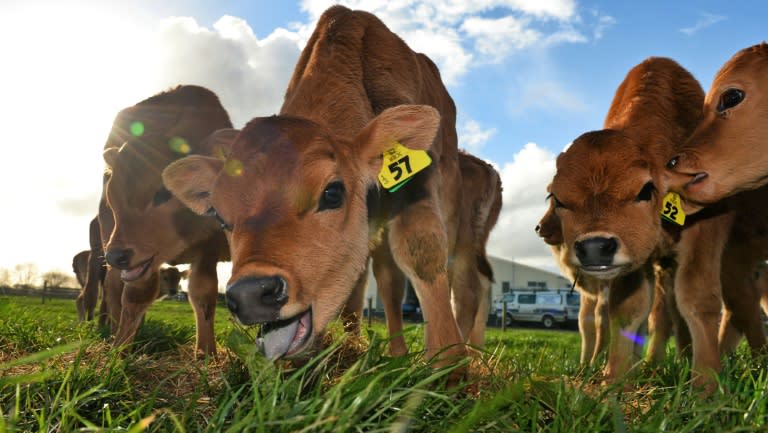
<box><xmin>102</xmin><ymin>134</ymin><xmax>222</xmax><ymax>283</ymax></box>
<box><xmin>667</xmin><ymin>43</ymin><xmax>768</xmax><ymax>211</ymax></box>
<box><xmin>163</xmin><ymin>104</ymin><xmax>440</xmax><ymax>360</ymax></box>
<box><xmin>549</xmin><ymin>130</ymin><xmax>664</xmax><ymax>280</ymax></box>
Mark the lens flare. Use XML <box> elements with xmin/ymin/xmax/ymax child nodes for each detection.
<box><xmin>224</xmin><ymin>158</ymin><xmax>243</xmax><ymax>177</ymax></box>
<box><xmin>169</xmin><ymin>136</ymin><xmax>191</xmax><ymax>154</ymax></box>
<box><xmin>130</xmin><ymin>121</ymin><xmax>144</xmax><ymax>137</ymax></box>
<box><xmin>620</xmin><ymin>330</ymin><xmax>645</xmax><ymax>345</ymax></box>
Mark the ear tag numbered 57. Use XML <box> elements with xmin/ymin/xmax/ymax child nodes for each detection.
<box><xmin>378</xmin><ymin>142</ymin><xmax>432</xmax><ymax>192</ymax></box>
<box><xmin>661</xmin><ymin>192</ymin><xmax>686</xmax><ymax>225</ymax></box>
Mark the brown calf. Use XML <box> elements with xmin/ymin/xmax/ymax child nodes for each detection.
<box><xmin>99</xmin><ymin>85</ymin><xmax>233</xmax><ymax>355</ymax></box>
<box><xmin>544</xmin><ymin>57</ymin><xmax>706</xmax><ymax>381</ymax></box>
<box><xmin>163</xmin><ymin>6</ymin><xmax>473</xmax><ymax>365</ymax></box>
<box><xmin>667</xmin><ymin>43</ymin><xmax>768</xmax><ymax>211</ymax></box>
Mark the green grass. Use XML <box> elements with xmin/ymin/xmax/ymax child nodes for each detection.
<box><xmin>1</xmin><ymin>295</ymin><xmax>767</xmax><ymax>432</ymax></box>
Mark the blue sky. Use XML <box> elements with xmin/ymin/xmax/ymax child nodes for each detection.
<box><xmin>0</xmin><ymin>0</ymin><xmax>765</xmax><ymax>281</ymax></box>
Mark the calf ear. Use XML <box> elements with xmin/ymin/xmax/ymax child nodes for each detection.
<box><xmin>355</xmin><ymin>104</ymin><xmax>441</xmax><ymax>178</ymax></box>
<box><xmin>162</xmin><ymin>156</ymin><xmax>223</xmax><ymax>215</ymax></box>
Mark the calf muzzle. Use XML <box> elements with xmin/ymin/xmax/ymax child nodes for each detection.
<box><xmin>226</xmin><ymin>276</ymin><xmax>288</xmax><ymax>325</ymax></box>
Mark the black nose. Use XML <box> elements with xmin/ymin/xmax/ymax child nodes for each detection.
<box><xmin>226</xmin><ymin>276</ymin><xmax>288</xmax><ymax>325</ymax></box>
<box><xmin>105</xmin><ymin>248</ymin><xmax>134</xmax><ymax>269</ymax></box>
<box><xmin>535</xmin><ymin>224</ymin><xmax>541</xmax><ymax>233</ymax></box>
<box><xmin>574</xmin><ymin>237</ymin><xmax>618</xmax><ymax>267</ymax></box>
<box><xmin>666</xmin><ymin>156</ymin><xmax>680</xmax><ymax>169</ymax></box>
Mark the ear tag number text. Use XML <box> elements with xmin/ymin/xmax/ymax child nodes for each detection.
<box><xmin>378</xmin><ymin>142</ymin><xmax>432</xmax><ymax>192</ymax></box>
<box><xmin>661</xmin><ymin>192</ymin><xmax>686</xmax><ymax>225</ymax></box>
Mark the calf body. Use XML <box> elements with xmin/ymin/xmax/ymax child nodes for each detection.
<box><xmin>544</xmin><ymin>58</ymin><xmax>706</xmax><ymax>381</ymax></box>
<box><xmin>163</xmin><ymin>6</ymin><xmax>477</xmax><ymax>365</ymax></box>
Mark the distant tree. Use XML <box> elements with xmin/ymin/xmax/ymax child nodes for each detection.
<box><xmin>0</xmin><ymin>267</ymin><xmax>11</xmax><ymax>286</ymax></box>
<box><xmin>42</xmin><ymin>270</ymin><xmax>77</xmax><ymax>288</ymax></box>
<box><xmin>13</xmin><ymin>263</ymin><xmax>39</xmax><ymax>287</ymax></box>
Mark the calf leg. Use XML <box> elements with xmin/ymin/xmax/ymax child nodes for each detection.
<box><xmin>187</xmin><ymin>248</ymin><xmax>219</xmax><ymax>356</ymax></box>
<box><xmin>591</xmin><ymin>290</ymin><xmax>609</xmax><ymax>365</ymax></box>
<box><xmin>675</xmin><ymin>215</ymin><xmax>731</xmax><ymax>387</ymax></box>
<box><xmin>372</xmin><ymin>244</ymin><xmax>408</xmax><ymax>357</ymax></box>
<box><xmin>578</xmin><ymin>293</ymin><xmax>598</xmax><ymax>365</ymax></box>
<box><xmin>718</xmin><ymin>310</ymin><xmax>742</xmax><ymax>355</ymax></box>
<box><xmin>603</xmin><ymin>266</ymin><xmax>653</xmax><ymax>382</ymax></box>
<box><xmin>467</xmin><ymin>270</ymin><xmax>491</xmax><ymax>348</ymax></box>
<box><xmin>103</xmin><ymin>268</ymin><xmax>123</xmax><ymax>334</ymax></box>
<box><xmin>78</xmin><ymin>250</ymin><xmax>102</xmax><ymax>321</ymax></box>
<box><xmin>449</xmin><ymin>237</ymin><xmax>482</xmax><ymax>344</ymax></box>
<box><xmin>388</xmin><ymin>202</ymin><xmax>464</xmax><ymax>365</ymax></box>
<box><xmin>720</xmin><ymin>255</ymin><xmax>767</xmax><ymax>356</ymax></box>
<box><xmin>647</xmin><ymin>273</ymin><xmax>673</xmax><ymax>363</ymax></box>
<box><xmin>114</xmin><ymin>273</ymin><xmax>158</xmax><ymax>349</ymax></box>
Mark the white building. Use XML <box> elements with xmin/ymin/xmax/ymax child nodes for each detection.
<box><xmin>363</xmin><ymin>255</ymin><xmax>572</xmax><ymax>312</ymax></box>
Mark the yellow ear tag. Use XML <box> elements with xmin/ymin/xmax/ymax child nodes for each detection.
<box><xmin>378</xmin><ymin>142</ymin><xmax>432</xmax><ymax>192</ymax></box>
<box><xmin>660</xmin><ymin>192</ymin><xmax>686</xmax><ymax>225</ymax></box>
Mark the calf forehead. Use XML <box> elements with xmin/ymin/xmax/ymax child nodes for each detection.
<box><xmin>215</xmin><ymin>117</ymin><xmax>345</xmax><ymax>208</ymax></box>
<box><xmin>109</xmin><ymin>138</ymin><xmax>179</xmax><ymax>205</ymax></box>
<box><xmin>554</xmin><ymin>132</ymin><xmax>652</xmax><ymax>202</ymax></box>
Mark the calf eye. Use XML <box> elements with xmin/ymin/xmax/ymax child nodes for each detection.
<box><xmin>318</xmin><ymin>181</ymin><xmax>344</xmax><ymax>211</ymax></box>
<box><xmin>152</xmin><ymin>187</ymin><xmax>173</xmax><ymax>207</ymax></box>
<box><xmin>547</xmin><ymin>193</ymin><xmax>566</xmax><ymax>209</ymax></box>
<box><xmin>635</xmin><ymin>181</ymin><xmax>655</xmax><ymax>202</ymax></box>
<box><xmin>716</xmin><ymin>88</ymin><xmax>745</xmax><ymax>113</ymax></box>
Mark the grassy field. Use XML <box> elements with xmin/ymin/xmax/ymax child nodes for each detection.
<box><xmin>1</xmin><ymin>295</ymin><xmax>767</xmax><ymax>432</ymax></box>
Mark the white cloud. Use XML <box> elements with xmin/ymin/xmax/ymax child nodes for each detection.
<box><xmin>458</xmin><ymin>119</ymin><xmax>497</xmax><ymax>153</ymax></box>
<box><xmin>461</xmin><ymin>16</ymin><xmax>541</xmax><ymax>63</ymax></box>
<box><xmin>149</xmin><ymin>16</ymin><xmax>302</xmax><ymax>127</ymax></box>
<box><xmin>593</xmin><ymin>14</ymin><xmax>616</xmax><ymax>40</ymax></box>
<box><xmin>486</xmin><ymin>143</ymin><xmax>559</xmax><ymax>271</ymax></box>
<box><xmin>680</xmin><ymin>12</ymin><xmax>726</xmax><ymax>35</ymax></box>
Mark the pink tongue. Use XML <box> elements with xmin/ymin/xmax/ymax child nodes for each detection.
<box><xmin>258</xmin><ymin>319</ymin><xmax>299</xmax><ymax>360</ymax></box>
<box><xmin>121</xmin><ymin>264</ymin><xmax>145</xmax><ymax>280</ymax></box>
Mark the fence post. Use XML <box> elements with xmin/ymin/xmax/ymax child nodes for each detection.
<box><xmin>42</xmin><ymin>281</ymin><xmax>48</xmax><ymax>304</ymax></box>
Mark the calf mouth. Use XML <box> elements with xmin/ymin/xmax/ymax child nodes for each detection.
<box><xmin>120</xmin><ymin>257</ymin><xmax>154</xmax><ymax>282</ymax></box>
<box><xmin>257</xmin><ymin>309</ymin><xmax>313</xmax><ymax>360</ymax></box>
<box><xmin>579</xmin><ymin>264</ymin><xmax>624</xmax><ymax>279</ymax></box>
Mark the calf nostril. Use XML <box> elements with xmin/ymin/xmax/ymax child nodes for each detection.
<box><xmin>574</xmin><ymin>241</ymin><xmax>587</xmax><ymax>258</ymax></box>
<box><xmin>105</xmin><ymin>249</ymin><xmax>133</xmax><ymax>269</ymax></box>
<box><xmin>602</xmin><ymin>238</ymin><xmax>618</xmax><ymax>255</ymax></box>
<box><xmin>260</xmin><ymin>276</ymin><xmax>289</xmax><ymax>307</ymax></box>
<box><xmin>666</xmin><ymin>156</ymin><xmax>680</xmax><ymax>169</ymax></box>
<box><xmin>535</xmin><ymin>224</ymin><xmax>541</xmax><ymax>233</ymax></box>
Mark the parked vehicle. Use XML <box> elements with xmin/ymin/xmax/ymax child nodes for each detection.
<box><xmin>493</xmin><ymin>289</ymin><xmax>579</xmax><ymax>329</ymax></box>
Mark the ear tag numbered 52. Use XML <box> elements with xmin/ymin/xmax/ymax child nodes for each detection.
<box><xmin>660</xmin><ymin>192</ymin><xmax>686</xmax><ymax>225</ymax></box>
<box><xmin>378</xmin><ymin>142</ymin><xmax>432</xmax><ymax>192</ymax></box>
